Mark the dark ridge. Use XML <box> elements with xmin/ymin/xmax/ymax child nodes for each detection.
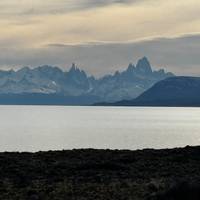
<box><xmin>98</xmin><ymin>76</ymin><xmax>200</xmax><ymax>107</ymax></box>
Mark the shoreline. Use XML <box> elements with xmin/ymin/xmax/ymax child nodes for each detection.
<box><xmin>0</xmin><ymin>146</ymin><xmax>200</xmax><ymax>199</ymax></box>
<box><xmin>1</xmin><ymin>145</ymin><xmax>198</xmax><ymax>153</ymax></box>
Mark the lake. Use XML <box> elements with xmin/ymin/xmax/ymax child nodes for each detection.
<box><xmin>0</xmin><ymin>106</ymin><xmax>200</xmax><ymax>152</ymax></box>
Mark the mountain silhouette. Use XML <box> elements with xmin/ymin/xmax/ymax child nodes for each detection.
<box><xmin>0</xmin><ymin>57</ymin><xmax>173</xmax><ymax>105</ymax></box>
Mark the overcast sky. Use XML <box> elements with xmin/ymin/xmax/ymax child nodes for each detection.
<box><xmin>0</xmin><ymin>0</ymin><xmax>200</xmax><ymax>76</ymax></box>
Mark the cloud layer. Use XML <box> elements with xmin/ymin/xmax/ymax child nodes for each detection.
<box><xmin>0</xmin><ymin>0</ymin><xmax>199</xmax><ymax>76</ymax></box>
<box><xmin>0</xmin><ymin>0</ymin><xmax>139</xmax><ymax>16</ymax></box>
<box><xmin>0</xmin><ymin>34</ymin><xmax>200</xmax><ymax>77</ymax></box>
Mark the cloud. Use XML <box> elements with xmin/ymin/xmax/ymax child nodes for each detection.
<box><xmin>0</xmin><ymin>0</ymin><xmax>200</xmax><ymax>49</ymax></box>
<box><xmin>0</xmin><ymin>34</ymin><xmax>200</xmax><ymax>77</ymax></box>
<box><xmin>44</xmin><ymin>33</ymin><xmax>200</xmax><ymax>76</ymax></box>
<box><xmin>0</xmin><ymin>0</ymin><xmax>199</xmax><ymax>77</ymax></box>
<box><xmin>80</xmin><ymin>0</ymin><xmax>139</xmax><ymax>9</ymax></box>
<box><xmin>0</xmin><ymin>0</ymin><xmax>141</xmax><ymax>16</ymax></box>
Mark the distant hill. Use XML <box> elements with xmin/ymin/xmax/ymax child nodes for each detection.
<box><xmin>105</xmin><ymin>77</ymin><xmax>200</xmax><ymax>107</ymax></box>
<box><xmin>0</xmin><ymin>57</ymin><xmax>173</xmax><ymax>105</ymax></box>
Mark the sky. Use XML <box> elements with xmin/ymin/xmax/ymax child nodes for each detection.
<box><xmin>0</xmin><ymin>0</ymin><xmax>200</xmax><ymax>76</ymax></box>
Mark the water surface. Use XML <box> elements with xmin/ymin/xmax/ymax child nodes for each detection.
<box><xmin>1</xmin><ymin>106</ymin><xmax>200</xmax><ymax>152</ymax></box>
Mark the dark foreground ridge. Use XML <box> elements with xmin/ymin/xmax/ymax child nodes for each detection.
<box><xmin>1</xmin><ymin>146</ymin><xmax>200</xmax><ymax>200</ymax></box>
<box><xmin>95</xmin><ymin>76</ymin><xmax>200</xmax><ymax>107</ymax></box>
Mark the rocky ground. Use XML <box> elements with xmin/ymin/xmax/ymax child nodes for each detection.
<box><xmin>0</xmin><ymin>146</ymin><xmax>200</xmax><ymax>200</ymax></box>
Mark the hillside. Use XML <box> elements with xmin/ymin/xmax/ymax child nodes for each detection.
<box><xmin>104</xmin><ymin>76</ymin><xmax>200</xmax><ymax>107</ymax></box>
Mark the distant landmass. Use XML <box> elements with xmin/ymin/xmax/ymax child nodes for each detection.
<box><xmin>101</xmin><ymin>77</ymin><xmax>200</xmax><ymax>107</ymax></box>
<box><xmin>0</xmin><ymin>57</ymin><xmax>173</xmax><ymax>105</ymax></box>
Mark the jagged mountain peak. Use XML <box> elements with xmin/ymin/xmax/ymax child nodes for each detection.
<box><xmin>126</xmin><ymin>63</ymin><xmax>135</xmax><ymax>73</ymax></box>
<box><xmin>68</xmin><ymin>63</ymin><xmax>87</xmax><ymax>78</ymax></box>
<box><xmin>69</xmin><ymin>63</ymin><xmax>76</xmax><ymax>72</ymax></box>
<box><xmin>69</xmin><ymin>63</ymin><xmax>82</xmax><ymax>73</ymax></box>
<box><xmin>136</xmin><ymin>57</ymin><xmax>152</xmax><ymax>74</ymax></box>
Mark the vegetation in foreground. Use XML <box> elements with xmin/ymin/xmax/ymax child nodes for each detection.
<box><xmin>0</xmin><ymin>146</ymin><xmax>200</xmax><ymax>200</ymax></box>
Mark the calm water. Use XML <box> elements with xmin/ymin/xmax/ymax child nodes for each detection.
<box><xmin>0</xmin><ymin>106</ymin><xmax>200</xmax><ymax>152</ymax></box>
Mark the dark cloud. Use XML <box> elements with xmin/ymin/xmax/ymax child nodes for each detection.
<box><xmin>81</xmin><ymin>0</ymin><xmax>139</xmax><ymax>8</ymax></box>
<box><xmin>0</xmin><ymin>0</ymin><xmax>142</xmax><ymax>17</ymax></box>
<box><xmin>0</xmin><ymin>34</ymin><xmax>200</xmax><ymax>77</ymax></box>
<box><xmin>42</xmin><ymin>0</ymin><xmax>142</xmax><ymax>14</ymax></box>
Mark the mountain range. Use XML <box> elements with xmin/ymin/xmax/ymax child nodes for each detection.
<box><xmin>0</xmin><ymin>57</ymin><xmax>173</xmax><ymax>105</ymax></box>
